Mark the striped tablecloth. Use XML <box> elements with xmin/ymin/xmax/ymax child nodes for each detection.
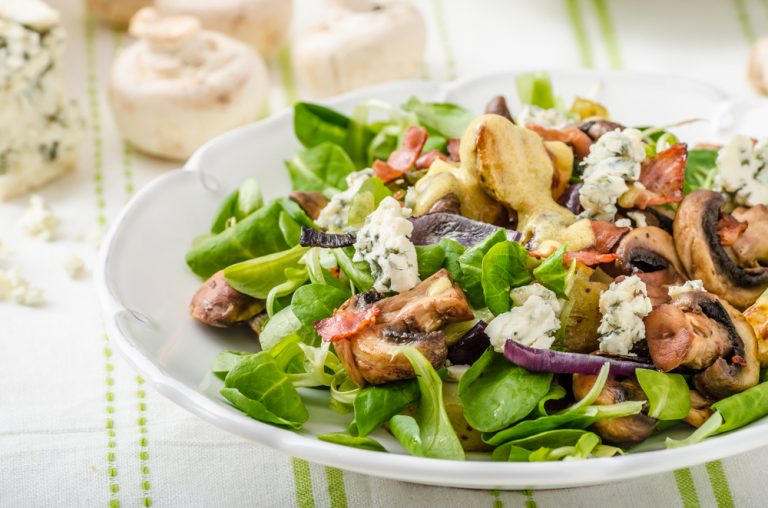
<box><xmin>2</xmin><ymin>1</ymin><xmax>768</xmax><ymax>506</ymax></box>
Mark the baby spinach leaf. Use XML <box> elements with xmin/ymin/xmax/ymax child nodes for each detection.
<box><xmin>223</xmin><ymin>245</ymin><xmax>309</xmax><ymax>299</ymax></box>
<box><xmin>440</xmin><ymin>238</ymin><xmax>466</xmax><ymax>282</ymax></box>
<box><xmin>285</xmin><ymin>142</ymin><xmax>356</xmax><ymax>194</ymax></box>
<box><xmin>534</xmin><ymin>384</ymin><xmax>567</xmax><ymax>417</ymax></box>
<box><xmin>222</xmin><ymin>352</ymin><xmax>309</xmax><ymax>429</ymax></box>
<box><xmin>237</xmin><ymin>178</ymin><xmax>264</xmax><ymax>218</ymax></box>
<box><xmin>346</xmin><ymin>178</ymin><xmax>392</xmax><ymax>229</ymax></box>
<box><xmin>636</xmin><ymin>368</ymin><xmax>691</xmax><ymax>420</ymax></box>
<box><xmin>267</xmin><ymin>335</ymin><xmax>305</xmax><ymax>373</ymax></box>
<box><xmin>279</xmin><ymin>211</ymin><xmax>302</xmax><ymax>246</ymax></box>
<box><xmin>265</xmin><ymin>267</ymin><xmax>308</xmax><ymax>317</ymax></box>
<box><xmin>456</xmin><ymin>229</ymin><xmax>507</xmax><ymax>308</ymax></box>
<box><xmin>499</xmin><ymin>428</ymin><xmax>589</xmax><ymax>451</ymax></box>
<box><xmin>333</xmin><ymin>247</ymin><xmax>375</xmax><ymax>292</ymax></box>
<box><xmin>259</xmin><ymin>307</ymin><xmax>321</xmax><ymax>350</ymax></box>
<box><xmin>212</xmin><ymin>350</ymin><xmax>252</xmax><ymax>381</ymax></box>
<box><xmin>349</xmin><ymin>379</ymin><xmax>420</xmax><ymax>437</ymax></box>
<box><xmin>532</xmin><ymin>244</ymin><xmax>568</xmax><ymax>298</ymax></box>
<box><xmin>389</xmin><ymin>415</ymin><xmax>425</xmax><ymax>457</ymax></box>
<box><xmin>516</xmin><ymin>71</ymin><xmax>555</xmax><ymax>109</ymax></box>
<box><xmin>492</xmin><ymin>444</ymin><xmax>532</xmax><ymax>462</ymax></box>
<box><xmin>401</xmin><ymin>97</ymin><xmax>475</xmax><ymax>139</ymax></box>
<box><xmin>317</xmin><ymin>433</ymin><xmax>387</xmax><ymax>452</ymax></box>
<box><xmin>294</xmin><ymin>102</ymin><xmax>350</xmax><ymax>148</ymax></box>
<box><xmin>187</xmin><ymin>200</ymin><xmax>292</xmax><ymax>278</ymax></box>
<box><xmin>683</xmin><ymin>149</ymin><xmax>718</xmax><ymax>194</ymax></box>
<box><xmin>367</xmin><ymin>128</ymin><xmax>400</xmax><ymax>165</ymax></box>
<box><xmin>713</xmin><ymin>380</ymin><xmax>768</xmax><ymax>432</ymax></box>
<box><xmin>481</xmin><ymin>241</ymin><xmax>533</xmax><ymax>315</ymax></box>
<box><xmin>458</xmin><ymin>348</ymin><xmax>552</xmax><ymax>432</ymax></box>
<box><xmin>210</xmin><ymin>190</ymin><xmax>240</xmax><ymax>234</ymax></box>
<box><xmin>416</xmin><ymin>244</ymin><xmax>446</xmax><ymax>279</ymax></box>
<box><xmin>396</xmin><ymin>346</ymin><xmax>465</xmax><ymax>460</ymax></box>
<box><xmin>291</xmin><ymin>283</ymin><xmax>351</xmax><ymax>326</ymax></box>
<box><xmin>277</xmin><ymin>197</ymin><xmax>316</xmax><ymax>229</ymax></box>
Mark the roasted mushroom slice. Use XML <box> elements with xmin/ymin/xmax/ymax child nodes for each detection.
<box><xmin>289</xmin><ymin>191</ymin><xmax>329</xmax><ymax>221</ymax></box>
<box><xmin>330</xmin><ymin>269</ymin><xmax>473</xmax><ymax>386</ymax></box>
<box><xmin>684</xmin><ymin>390</ymin><xmax>713</xmax><ymax>428</ymax></box>
<box><xmin>190</xmin><ymin>270</ymin><xmax>264</xmax><ymax>327</ymax></box>
<box><xmin>615</xmin><ymin>227</ymin><xmax>687</xmax><ymax>306</ymax></box>
<box><xmin>484</xmin><ymin>95</ymin><xmax>513</xmax><ymax>122</ymax></box>
<box><xmin>645</xmin><ymin>290</ymin><xmax>759</xmax><ymax>399</ymax></box>
<box><xmin>674</xmin><ymin>190</ymin><xmax>768</xmax><ymax>309</ymax></box>
<box><xmin>572</xmin><ymin>374</ymin><xmax>657</xmax><ymax>446</ymax></box>
<box><xmin>578</xmin><ymin>119</ymin><xmax>625</xmax><ymax>141</ymax></box>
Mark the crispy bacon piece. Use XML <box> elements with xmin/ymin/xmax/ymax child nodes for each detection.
<box><xmin>526</xmin><ymin>124</ymin><xmax>593</xmax><ymax>159</ymax></box>
<box><xmin>591</xmin><ymin>220</ymin><xmax>630</xmax><ymax>254</ymax></box>
<box><xmin>373</xmin><ymin>126</ymin><xmax>428</xmax><ymax>182</ymax></box>
<box><xmin>718</xmin><ymin>213</ymin><xmax>748</xmax><ymax>246</ymax></box>
<box><xmin>564</xmin><ymin>249</ymin><xmax>618</xmax><ymax>266</ymax></box>
<box><xmin>315</xmin><ymin>305</ymin><xmax>380</xmax><ymax>343</ymax></box>
<box><xmin>634</xmin><ymin>143</ymin><xmax>687</xmax><ymax>208</ymax></box>
<box><xmin>415</xmin><ymin>150</ymin><xmax>448</xmax><ymax>169</ymax></box>
<box><xmin>447</xmin><ymin>138</ymin><xmax>461</xmax><ymax>162</ymax></box>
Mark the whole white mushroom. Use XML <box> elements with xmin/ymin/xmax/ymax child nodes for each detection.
<box><xmin>292</xmin><ymin>1</ymin><xmax>426</xmax><ymax>98</ymax></box>
<box><xmin>108</xmin><ymin>8</ymin><xmax>269</xmax><ymax>161</ymax></box>
<box><xmin>154</xmin><ymin>0</ymin><xmax>293</xmax><ymax>59</ymax></box>
<box><xmin>749</xmin><ymin>36</ymin><xmax>768</xmax><ymax>95</ymax></box>
<box><xmin>86</xmin><ymin>0</ymin><xmax>153</xmax><ymax>26</ymax></box>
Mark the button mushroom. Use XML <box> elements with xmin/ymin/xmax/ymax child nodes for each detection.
<box><xmin>484</xmin><ymin>95</ymin><xmax>514</xmax><ymax>122</ymax></box>
<box><xmin>289</xmin><ymin>191</ymin><xmax>329</xmax><ymax>221</ymax></box>
<box><xmin>155</xmin><ymin>0</ymin><xmax>293</xmax><ymax>58</ymax></box>
<box><xmin>292</xmin><ymin>1</ymin><xmax>426</xmax><ymax>98</ymax></box>
<box><xmin>190</xmin><ymin>270</ymin><xmax>265</xmax><ymax>327</ymax></box>
<box><xmin>674</xmin><ymin>190</ymin><xmax>768</xmax><ymax>309</ymax></box>
<box><xmin>645</xmin><ymin>290</ymin><xmax>759</xmax><ymax>399</ymax></box>
<box><xmin>331</xmin><ymin>269</ymin><xmax>473</xmax><ymax>386</ymax></box>
<box><xmin>730</xmin><ymin>205</ymin><xmax>768</xmax><ymax>269</ymax></box>
<box><xmin>108</xmin><ymin>8</ymin><xmax>269</xmax><ymax>160</ymax></box>
<box><xmin>615</xmin><ymin>226</ymin><xmax>688</xmax><ymax>307</ymax></box>
<box><xmin>572</xmin><ymin>374</ymin><xmax>657</xmax><ymax>446</ymax></box>
<box><xmin>86</xmin><ymin>0</ymin><xmax>152</xmax><ymax>26</ymax></box>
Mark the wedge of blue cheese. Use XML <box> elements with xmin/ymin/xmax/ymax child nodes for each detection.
<box><xmin>0</xmin><ymin>0</ymin><xmax>82</xmax><ymax>200</ymax></box>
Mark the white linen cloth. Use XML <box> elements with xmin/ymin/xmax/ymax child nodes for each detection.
<box><xmin>2</xmin><ymin>0</ymin><xmax>767</xmax><ymax>506</ymax></box>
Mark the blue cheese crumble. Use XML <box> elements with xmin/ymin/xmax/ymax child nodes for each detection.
<box><xmin>315</xmin><ymin>168</ymin><xmax>373</xmax><ymax>232</ymax></box>
<box><xmin>715</xmin><ymin>135</ymin><xmax>768</xmax><ymax>207</ymax></box>
<box><xmin>579</xmin><ymin>128</ymin><xmax>646</xmax><ymax>221</ymax></box>
<box><xmin>668</xmin><ymin>279</ymin><xmax>704</xmax><ymax>299</ymax></box>
<box><xmin>353</xmin><ymin>196</ymin><xmax>420</xmax><ymax>293</ymax></box>
<box><xmin>597</xmin><ymin>275</ymin><xmax>652</xmax><ymax>355</ymax></box>
<box><xmin>517</xmin><ymin>106</ymin><xmax>578</xmax><ymax>130</ymax></box>
<box><xmin>486</xmin><ymin>283</ymin><xmax>562</xmax><ymax>352</ymax></box>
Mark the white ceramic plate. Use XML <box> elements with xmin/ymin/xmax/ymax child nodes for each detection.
<box><xmin>96</xmin><ymin>69</ymin><xmax>768</xmax><ymax>490</ymax></box>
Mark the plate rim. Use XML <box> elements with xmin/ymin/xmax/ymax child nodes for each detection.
<box><xmin>95</xmin><ymin>68</ymin><xmax>768</xmax><ymax>490</ymax></box>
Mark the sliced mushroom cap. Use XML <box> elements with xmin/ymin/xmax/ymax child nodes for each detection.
<box><xmin>731</xmin><ymin>205</ymin><xmax>768</xmax><ymax>267</ymax></box>
<box><xmin>645</xmin><ymin>290</ymin><xmax>759</xmax><ymax>399</ymax></box>
<box><xmin>674</xmin><ymin>190</ymin><xmax>768</xmax><ymax>309</ymax></box>
<box><xmin>684</xmin><ymin>390</ymin><xmax>713</xmax><ymax>428</ymax></box>
<box><xmin>190</xmin><ymin>270</ymin><xmax>264</xmax><ymax>327</ymax></box>
<box><xmin>336</xmin><ymin>269</ymin><xmax>473</xmax><ymax>386</ymax></box>
<box><xmin>578</xmin><ymin>119</ymin><xmax>625</xmax><ymax>141</ymax></box>
<box><xmin>427</xmin><ymin>193</ymin><xmax>461</xmax><ymax>215</ymax></box>
<box><xmin>572</xmin><ymin>374</ymin><xmax>657</xmax><ymax>446</ymax></box>
<box><xmin>616</xmin><ymin>226</ymin><xmax>688</xmax><ymax>306</ymax></box>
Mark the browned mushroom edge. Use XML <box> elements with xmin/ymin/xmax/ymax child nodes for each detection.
<box><xmin>190</xmin><ymin>270</ymin><xmax>264</xmax><ymax>327</ymax></box>
<box><xmin>674</xmin><ymin>190</ymin><xmax>768</xmax><ymax>309</ymax></box>
<box><xmin>572</xmin><ymin>374</ymin><xmax>657</xmax><ymax>446</ymax></box>
<box><xmin>645</xmin><ymin>290</ymin><xmax>759</xmax><ymax>399</ymax></box>
<box><xmin>578</xmin><ymin>119</ymin><xmax>626</xmax><ymax>141</ymax></box>
<box><xmin>289</xmin><ymin>191</ymin><xmax>329</xmax><ymax>221</ymax></box>
<box><xmin>333</xmin><ymin>269</ymin><xmax>473</xmax><ymax>387</ymax></box>
<box><xmin>484</xmin><ymin>95</ymin><xmax>514</xmax><ymax>122</ymax></box>
<box><xmin>615</xmin><ymin>226</ymin><xmax>688</xmax><ymax>307</ymax></box>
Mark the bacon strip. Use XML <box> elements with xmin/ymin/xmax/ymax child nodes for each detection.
<box><xmin>415</xmin><ymin>150</ymin><xmax>448</xmax><ymax>169</ymax></box>
<box><xmin>526</xmin><ymin>124</ymin><xmax>593</xmax><ymax>159</ymax></box>
<box><xmin>718</xmin><ymin>213</ymin><xmax>748</xmax><ymax>246</ymax></box>
<box><xmin>634</xmin><ymin>143</ymin><xmax>687</xmax><ymax>208</ymax></box>
<box><xmin>447</xmin><ymin>138</ymin><xmax>461</xmax><ymax>162</ymax></box>
<box><xmin>373</xmin><ymin>126</ymin><xmax>428</xmax><ymax>182</ymax></box>
<box><xmin>564</xmin><ymin>249</ymin><xmax>618</xmax><ymax>266</ymax></box>
<box><xmin>315</xmin><ymin>305</ymin><xmax>380</xmax><ymax>343</ymax></box>
<box><xmin>591</xmin><ymin>220</ymin><xmax>630</xmax><ymax>254</ymax></box>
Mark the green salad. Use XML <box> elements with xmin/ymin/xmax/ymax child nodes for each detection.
<box><xmin>187</xmin><ymin>72</ymin><xmax>768</xmax><ymax>462</ymax></box>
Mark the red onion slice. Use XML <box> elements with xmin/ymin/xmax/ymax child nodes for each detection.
<box><xmin>503</xmin><ymin>340</ymin><xmax>654</xmax><ymax>377</ymax></box>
